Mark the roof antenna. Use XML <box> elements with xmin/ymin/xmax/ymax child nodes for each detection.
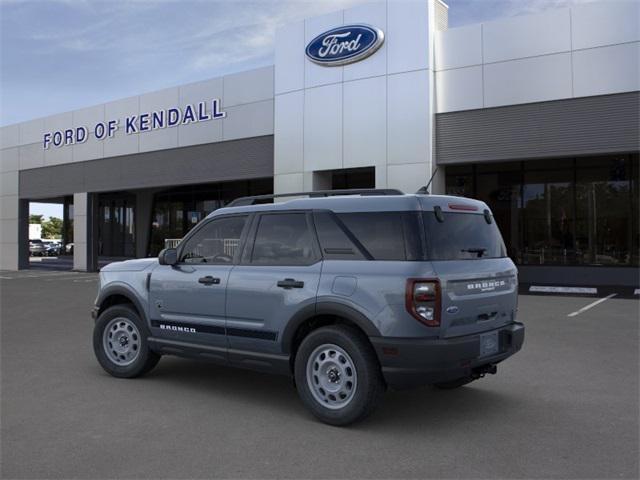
<box><xmin>416</xmin><ymin>167</ymin><xmax>438</xmax><ymax>195</ymax></box>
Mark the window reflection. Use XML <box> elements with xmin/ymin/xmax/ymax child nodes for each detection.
<box><xmin>522</xmin><ymin>169</ymin><xmax>574</xmax><ymax>265</ymax></box>
<box><xmin>445</xmin><ymin>154</ymin><xmax>639</xmax><ymax>267</ymax></box>
<box><xmin>575</xmin><ymin>157</ymin><xmax>633</xmax><ymax>265</ymax></box>
<box><xmin>97</xmin><ymin>193</ymin><xmax>135</xmax><ymax>258</ymax></box>
<box><xmin>148</xmin><ymin>178</ymin><xmax>272</xmax><ymax>256</ymax></box>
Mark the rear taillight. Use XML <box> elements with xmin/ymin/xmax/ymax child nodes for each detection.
<box><xmin>406</xmin><ymin>279</ymin><xmax>441</xmax><ymax>327</ymax></box>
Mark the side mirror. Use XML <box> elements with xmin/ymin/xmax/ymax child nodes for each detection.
<box><xmin>158</xmin><ymin>248</ymin><xmax>178</xmax><ymax>266</ymax></box>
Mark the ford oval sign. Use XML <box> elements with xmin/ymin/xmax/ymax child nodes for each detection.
<box><xmin>306</xmin><ymin>24</ymin><xmax>384</xmax><ymax>66</ymax></box>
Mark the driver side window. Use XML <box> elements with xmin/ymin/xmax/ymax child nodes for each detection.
<box><xmin>179</xmin><ymin>215</ymin><xmax>247</xmax><ymax>264</ymax></box>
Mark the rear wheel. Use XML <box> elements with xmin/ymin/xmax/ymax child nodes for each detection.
<box><xmin>93</xmin><ymin>304</ymin><xmax>160</xmax><ymax>378</ymax></box>
<box><xmin>294</xmin><ymin>325</ymin><xmax>385</xmax><ymax>426</ymax></box>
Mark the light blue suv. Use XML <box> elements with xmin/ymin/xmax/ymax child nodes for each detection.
<box><xmin>92</xmin><ymin>190</ymin><xmax>524</xmax><ymax>425</ymax></box>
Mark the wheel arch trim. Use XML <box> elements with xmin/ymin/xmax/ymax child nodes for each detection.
<box><xmin>95</xmin><ymin>283</ymin><xmax>148</xmax><ymax>325</ymax></box>
<box><xmin>280</xmin><ymin>301</ymin><xmax>381</xmax><ymax>354</ymax></box>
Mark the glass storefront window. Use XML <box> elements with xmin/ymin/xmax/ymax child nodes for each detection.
<box><xmin>575</xmin><ymin>156</ymin><xmax>633</xmax><ymax>266</ymax></box>
<box><xmin>98</xmin><ymin>194</ymin><xmax>136</xmax><ymax>258</ymax></box>
<box><xmin>444</xmin><ymin>154</ymin><xmax>639</xmax><ymax>267</ymax></box>
<box><xmin>445</xmin><ymin>165</ymin><xmax>474</xmax><ymax>198</ymax></box>
<box><xmin>476</xmin><ymin>165</ymin><xmax>522</xmax><ymax>263</ymax></box>
<box><xmin>522</xmin><ymin>168</ymin><xmax>574</xmax><ymax>265</ymax></box>
<box><xmin>148</xmin><ymin>178</ymin><xmax>272</xmax><ymax>256</ymax></box>
<box><xmin>632</xmin><ymin>154</ymin><xmax>639</xmax><ymax>266</ymax></box>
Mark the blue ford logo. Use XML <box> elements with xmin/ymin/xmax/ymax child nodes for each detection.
<box><xmin>305</xmin><ymin>24</ymin><xmax>384</xmax><ymax>66</ymax></box>
<box><xmin>446</xmin><ymin>306</ymin><xmax>460</xmax><ymax>315</ymax></box>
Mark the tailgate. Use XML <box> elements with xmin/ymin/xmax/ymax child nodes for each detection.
<box><xmin>432</xmin><ymin>258</ymin><xmax>518</xmax><ymax>338</ymax></box>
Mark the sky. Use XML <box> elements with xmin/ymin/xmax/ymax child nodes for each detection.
<box><xmin>2</xmin><ymin>0</ymin><xmax>600</xmax><ymax>219</ymax></box>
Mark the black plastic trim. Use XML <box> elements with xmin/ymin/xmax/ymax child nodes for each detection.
<box><xmin>150</xmin><ymin>319</ymin><xmax>278</xmax><ymax>341</ymax></box>
<box><xmin>95</xmin><ymin>284</ymin><xmax>149</xmax><ymax>325</ymax></box>
<box><xmin>280</xmin><ymin>301</ymin><xmax>381</xmax><ymax>353</ymax></box>
<box><xmin>151</xmin><ymin>320</ymin><xmax>225</xmax><ymax>335</ymax></box>
<box><xmin>227</xmin><ymin>327</ymin><xmax>278</xmax><ymax>341</ymax></box>
<box><xmin>147</xmin><ymin>337</ymin><xmax>291</xmax><ymax>375</ymax></box>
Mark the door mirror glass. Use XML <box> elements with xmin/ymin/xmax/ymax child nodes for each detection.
<box><xmin>158</xmin><ymin>248</ymin><xmax>178</xmax><ymax>266</ymax></box>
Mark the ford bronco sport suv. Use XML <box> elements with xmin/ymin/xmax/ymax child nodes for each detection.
<box><xmin>92</xmin><ymin>190</ymin><xmax>524</xmax><ymax>425</ymax></box>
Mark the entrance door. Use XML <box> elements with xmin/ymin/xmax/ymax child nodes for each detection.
<box><xmin>148</xmin><ymin>214</ymin><xmax>250</xmax><ymax>355</ymax></box>
<box><xmin>98</xmin><ymin>194</ymin><xmax>136</xmax><ymax>257</ymax></box>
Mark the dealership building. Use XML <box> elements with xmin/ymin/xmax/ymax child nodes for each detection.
<box><xmin>0</xmin><ymin>0</ymin><xmax>638</xmax><ymax>286</ymax></box>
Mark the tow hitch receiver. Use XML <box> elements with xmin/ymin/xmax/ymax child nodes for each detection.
<box><xmin>472</xmin><ymin>364</ymin><xmax>497</xmax><ymax>379</ymax></box>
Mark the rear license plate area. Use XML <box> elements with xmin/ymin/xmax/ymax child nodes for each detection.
<box><xmin>480</xmin><ymin>331</ymin><xmax>499</xmax><ymax>357</ymax></box>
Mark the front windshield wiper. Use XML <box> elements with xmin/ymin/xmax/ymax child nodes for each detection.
<box><xmin>461</xmin><ymin>248</ymin><xmax>487</xmax><ymax>258</ymax></box>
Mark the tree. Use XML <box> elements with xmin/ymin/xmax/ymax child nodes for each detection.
<box><xmin>41</xmin><ymin>217</ymin><xmax>63</xmax><ymax>239</ymax></box>
<box><xmin>29</xmin><ymin>214</ymin><xmax>44</xmax><ymax>224</ymax></box>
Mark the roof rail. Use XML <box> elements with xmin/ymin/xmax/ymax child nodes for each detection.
<box><xmin>226</xmin><ymin>188</ymin><xmax>404</xmax><ymax>207</ymax></box>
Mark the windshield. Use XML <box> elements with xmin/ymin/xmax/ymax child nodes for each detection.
<box><xmin>423</xmin><ymin>212</ymin><xmax>507</xmax><ymax>260</ymax></box>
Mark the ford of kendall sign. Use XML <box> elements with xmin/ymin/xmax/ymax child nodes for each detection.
<box><xmin>42</xmin><ymin>98</ymin><xmax>225</xmax><ymax>149</ymax></box>
<box><xmin>305</xmin><ymin>24</ymin><xmax>384</xmax><ymax>66</ymax></box>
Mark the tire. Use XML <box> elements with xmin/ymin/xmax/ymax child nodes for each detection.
<box><xmin>294</xmin><ymin>325</ymin><xmax>385</xmax><ymax>426</ymax></box>
<box><xmin>93</xmin><ymin>304</ymin><xmax>160</xmax><ymax>378</ymax></box>
<box><xmin>433</xmin><ymin>376</ymin><xmax>475</xmax><ymax>390</ymax></box>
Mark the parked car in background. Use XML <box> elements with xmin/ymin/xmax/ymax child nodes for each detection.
<box><xmin>29</xmin><ymin>239</ymin><xmax>47</xmax><ymax>257</ymax></box>
<box><xmin>65</xmin><ymin>243</ymin><xmax>74</xmax><ymax>254</ymax></box>
<box><xmin>43</xmin><ymin>241</ymin><xmax>62</xmax><ymax>256</ymax></box>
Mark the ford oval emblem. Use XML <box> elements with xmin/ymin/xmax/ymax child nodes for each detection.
<box><xmin>305</xmin><ymin>24</ymin><xmax>385</xmax><ymax>66</ymax></box>
<box><xmin>446</xmin><ymin>306</ymin><xmax>460</xmax><ymax>315</ymax></box>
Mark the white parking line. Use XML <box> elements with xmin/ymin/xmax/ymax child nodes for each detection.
<box><xmin>530</xmin><ymin>285</ymin><xmax>598</xmax><ymax>294</ymax></box>
<box><xmin>24</xmin><ymin>272</ymin><xmax>77</xmax><ymax>278</ymax></box>
<box><xmin>46</xmin><ymin>275</ymin><xmax>96</xmax><ymax>282</ymax></box>
<box><xmin>567</xmin><ymin>294</ymin><xmax>617</xmax><ymax>317</ymax></box>
<box><xmin>0</xmin><ymin>271</ymin><xmax>97</xmax><ymax>280</ymax></box>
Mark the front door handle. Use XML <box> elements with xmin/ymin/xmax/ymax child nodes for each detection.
<box><xmin>277</xmin><ymin>278</ymin><xmax>304</xmax><ymax>289</ymax></box>
<box><xmin>198</xmin><ymin>276</ymin><xmax>220</xmax><ymax>285</ymax></box>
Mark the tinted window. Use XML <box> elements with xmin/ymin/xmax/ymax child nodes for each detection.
<box><xmin>313</xmin><ymin>212</ymin><xmax>366</xmax><ymax>260</ymax></box>
<box><xmin>423</xmin><ymin>212</ymin><xmax>507</xmax><ymax>260</ymax></box>
<box><xmin>336</xmin><ymin>212</ymin><xmax>421</xmax><ymax>261</ymax></box>
<box><xmin>251</xmin><ymin>213</ymin><xmax>317</xmax><ymax>265</ymax></box>
<box><xmin>180</xmin><ymin>216</ymin><xmax>247</xmax><ymax>264</ymax></box>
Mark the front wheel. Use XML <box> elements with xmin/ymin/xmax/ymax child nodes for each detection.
<box><xmin>294</xmin><ymin>325</ymin><xmax>385</xmax><ymax>426</ymax></box>
<box><xmin>93</xmin><ymin>304</ymin><xmax>160</xmax><ymax>378</ymax></box>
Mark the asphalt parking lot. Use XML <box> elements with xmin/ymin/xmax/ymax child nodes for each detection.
<box><xmin>1</xmin><ymin>270</ymin><xmax>638</xmax><ymax>479</ymax></box>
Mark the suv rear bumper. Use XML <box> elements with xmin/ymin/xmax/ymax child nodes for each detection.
<box><xmin>370</xmin><ymin>322</ymin><xmax>524</xmax><ymax>390</ymax></box>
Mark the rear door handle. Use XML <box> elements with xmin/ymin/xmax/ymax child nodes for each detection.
<box><xmin>277</xmin><ymin>278</ymin><xmax>304</xmax><ymax>289</ymax></box>
<box><xmin>198</xmin><ymin>276</ymin><xmax>220</xmax><ymax>285</ymax></box>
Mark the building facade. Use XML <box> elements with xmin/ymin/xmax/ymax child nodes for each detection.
<box><xmin>0</xmin><ymin>0</ymin><xmax>638</xmax><ymax>286</ymax></box>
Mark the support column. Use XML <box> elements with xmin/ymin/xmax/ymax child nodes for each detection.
<box><xmin>17</xmin><ymin>199</ymin><xmax>29</xmax><ymax>269</ymax></box>
<box><xmin>0</xmin><ymin>166</ymin><xmax>21</xmax><ymax>270</ymax></box>
<box><xmin>61</xmin><ymin>195</ymin><xmax>71</xmax><ymax>254</ymax></box>
<box><xmin>135</xmin><ymin>189</ymin><xmax>155</xmax><ymax>258</ymax></box>
<box><xmin>73</xmin><ymin>192</ymin><xmax>98</xmax><ymax>272</ymax></box>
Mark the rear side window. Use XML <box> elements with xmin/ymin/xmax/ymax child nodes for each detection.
<box><xmin>423</xmin><ymin>212</ymin><xmax>507</xmax><ymax>260</ymax></box>
<box><xmin>313</xmin><ymin>212</ymin><xmax>366</xmax><ymax>260</ymax></box>
<box><xmin>333</xmin><ymin>212</ymin><xmax>421</xmax><ymax>261</ymax></box>
<box><xmin>250</xmin><ymin>213</ymin><xmax>318</xmax><ymax>265</ymax></box>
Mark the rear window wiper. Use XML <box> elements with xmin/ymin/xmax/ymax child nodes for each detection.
<box><xmin>461</xmin><ymin>248</ymin><xmax>487</xmax><ymax>258</ymax></box>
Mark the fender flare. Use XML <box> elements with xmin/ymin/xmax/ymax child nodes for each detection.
<box><xmin>280</xmin><ymin>301</ymin><xmax>381</xmax><ymax>354</ymax></box>
<box><xmin>95</xmin><ymin>283</ymin><xmax>149</xmax><ymax>325</ymax></box>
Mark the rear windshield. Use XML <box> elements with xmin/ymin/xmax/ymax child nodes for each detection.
<box><xmin>423</xmin><ymin>212</ymin><xmax>507</xmax><ymax>260</ymax></box>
